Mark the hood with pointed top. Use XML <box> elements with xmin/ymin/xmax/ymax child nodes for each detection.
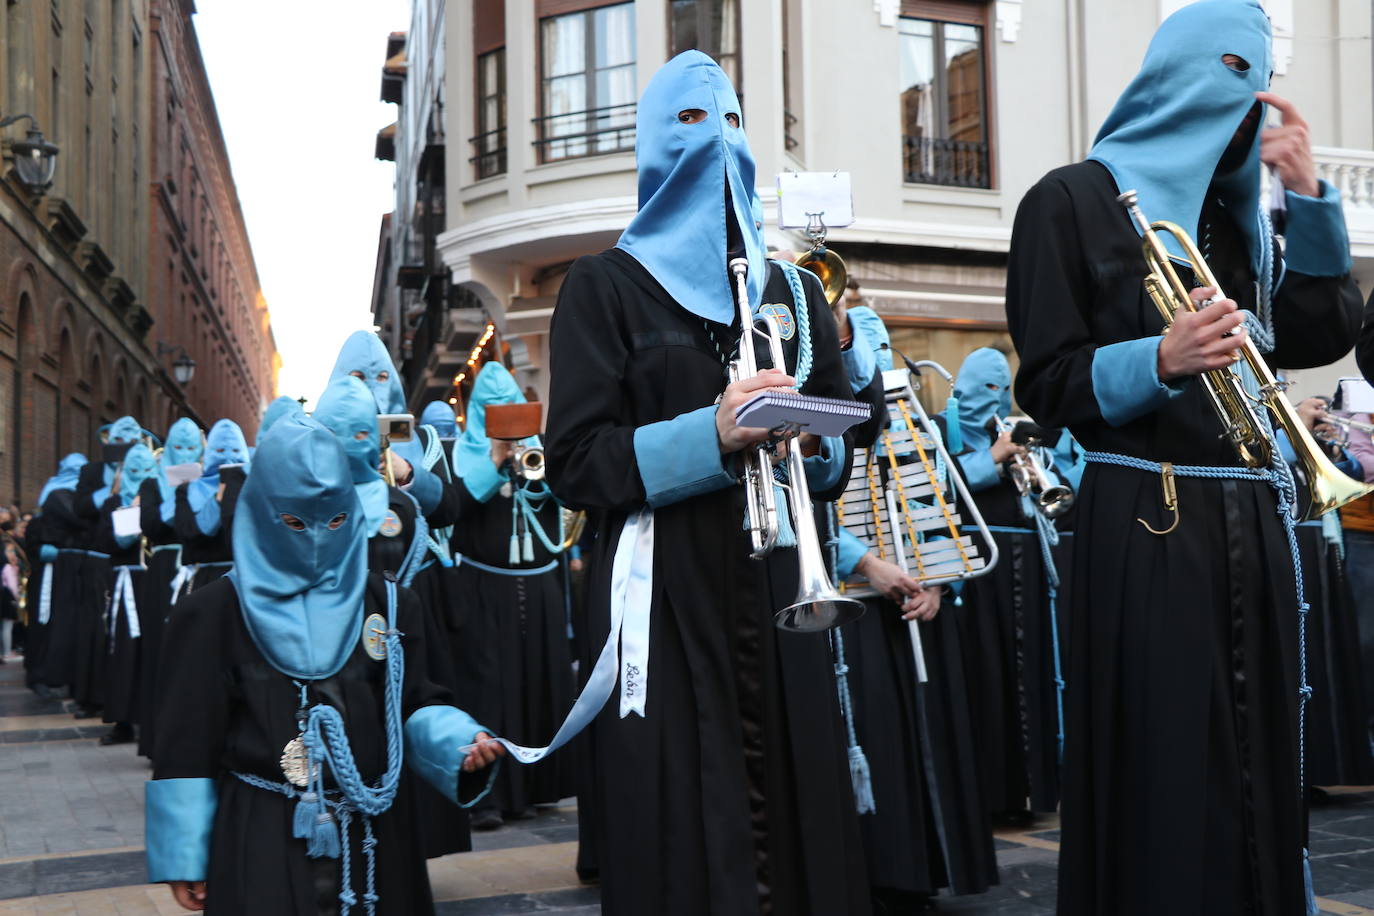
<box><xmin>953</xmin><ymin>348</ymin><xmax>1013</xmax><ymax>452</ymax></box>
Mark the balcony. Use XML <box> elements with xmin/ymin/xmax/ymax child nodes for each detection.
<box><xmin>1264</xmin><ymin>147</ymin><xmax>1374</xmax><ymax>258</ymax></box>
<box><xmin>903</xmin><ymin>136</ymin><xmax>991</xmax><ymax>190</ymax></box>
<box><xmin>469</xmin><ymin>127</ymin><xmax>507</xmax><ymax>180</ymax></box>
<box><xmin>533</xmin><ymin>103</ymin><xmax>636</xmax><ymax>164</ymax></box>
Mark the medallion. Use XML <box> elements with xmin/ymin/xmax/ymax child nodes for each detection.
<box><xmin>280</xmin><ymin>734</ymin><xmax>317</xmax><ymax>788</ymax></box>
<box><xmin>378</xmin><ymin>510</ymin><xmax>403</xmax><ymax>538</ymax></box>
<box><xmin>362</xmin><ymin>612</ymin><xmax>389</xmax><ymax>661</ymax></box>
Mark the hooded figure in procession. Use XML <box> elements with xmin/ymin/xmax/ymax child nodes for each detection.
<box><xmin>146</xmin><ymin>415</ymin><xmax>503</xmax><ymax>915</ymax></box>
<box><xmin>449</xmin><ymin>362</ymin><xmax>575</xmax><ymax>831</ymax></box>
<box><xmin>172</xmin><ymin>419</ymin><xmax>250</xmax><ymax>599</ymax></box>
<box><xmin>1005</xmin><ymin>2</ymin><xmax>1363</xmax><ymax>912</ymax></box>
<box><xmin>544</xmin><ymin>50</ymin><xmax>869</xmax><ymax>915</ymax></box>
<box><xmin>24</xmin><ymin>453</ymin><xmax>88</xmax><ymax>695</ymax></box>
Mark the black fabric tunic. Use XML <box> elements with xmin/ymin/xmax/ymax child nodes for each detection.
<box><xmin>450</xmin><ymin>468</ymin><xmax>575</xmax><ymax>815</ymax></box>
<box><xmin>72</xmin><ymin>463</ymin><xmax>115</xmax><ymax>710</ymax></box>
<box><xmin>152</xmin><ymin>575</ymin><xmax>455</xmax><ymax>916</ymax></box>
<box><xmin>136</xmin><ymin>478</ymin><xmax>182</xmax><ymax>758</ymax></box>
<box><xmin>92</xmin><ymin>495</ymin><xmax>143</xmax><ymax>724</ymax></box>
<box><xmin>1358</xmin><ymin>288</ymin><xmax>1374</xmax><ymax>383</ymax></box>
<box><xmin>25</xmin><ymin>493</ymin><xmax>84</xmax><ymax>690</ymax></box>
<box><xmin>1006</xmin><ymin>160</ymin><xmax>1363</xmax><ymax>916</ymax></box>
<box><xmin>171</xmin><ymin>471</ymin><xmax>246</xmax><ymax>597</ymax></box>
<box><xmin>545</xmin><ymin>249</ymin><xmax>869</xmax><ymax>916</ymax></box>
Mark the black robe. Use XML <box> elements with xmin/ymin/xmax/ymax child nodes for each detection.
<box><xmin>171</xmin><ymin>472</ymin><xmax>246</xmax><ymax>596</ymax></box>
<box><xmin>152</xmin><ymin>575</ymin><xmax>460</xmax><ymax>916</ymax></box>
<box><xmin>545</xmin><ymin>249</ymin><xmax>869</xmax><ymax>916</ymax></box>
<box><xmin>92</xmin><ymin>495</ymin><xmax>143</xmax><ymax>725</ymax></box>
<box><xmin>137</xmin><ymin>478</ymin><xmax>182</xmax><ymax>758</ymax></box>
<box><xmin>450</xmin><ymin>464</ymin><xmax>576</xmax><ymax>814</ymax></box>
<box><xmin>24</xmin><ymin>494</ymin><xmax>85</xmax><ymax>690</ymax></box>
<box><xmin>72</xmin><ymin>463</ymin><xmax>115</xmax><ymax>710</ymax></box>
<box><xmin>1358</xmin><ymin>288</ymin><xmax>1374</xmax><ymax>383</ymax></box>
<box><xmin>1006</xmin><ymin>160</ymin><xmax>1363</xmax><ymax>916</ymax></box>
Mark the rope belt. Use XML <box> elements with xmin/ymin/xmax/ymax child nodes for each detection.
<box><xmin>38</xmin><ymin>564</ymin><xmax>53</xmax><ymax>625</ymax></box>
<box><xmin>170</xmin><ymin>561</ymin><xmax>233</xmax><ymax>603</ymax></box>
<box><xmin>109</xmin><ymin>566</ymin><xmax>141</xmax><ymax>643</ymax></box>
<box><xmin>1085</xmin><ymin>449</ymin><xmax>1317</xmax><ymax>912</ymax></box>
<box><xmin>455</xmin><ymin>554</ymin><xmax>559</xmax><ymax>578</ymax></box>
<box><xmin>149</xmin><ymin>544</ymin><xmax>182</xmax><ymax>557</ymax></box>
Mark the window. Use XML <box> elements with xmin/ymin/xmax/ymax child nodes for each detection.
<box><xmin>536</xmin><ymin>3</ymin><xmax>636</xmax><ymax>163</ymax></box>
<box><xmin>899</xmin><ymin>14</ymin><xmax>990</xmax><ymax>188</ymax></box>
<box><xmin>473</xmin><ymin>48</ymin><xmax>506</xmax><ymax>179</ymax></box>
<box><xmin>668</xmin><ymin>0</ymin><xmax>740</xmax><ymax>91</ymax></box>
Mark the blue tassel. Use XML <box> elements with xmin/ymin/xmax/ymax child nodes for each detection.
<box><xmin>774</xmin><ymin>485</ymin><xmax>797</xmax><ymax>548</ymax></box>
<box><xmin>848</xmin><ymin>744</ymin><xmax>876</xmax><ymax>815</ymax></box>
<box><xmin>307</xmin><ymin>810</ymin><xmax>341</xmax><ymax>859</ymax></box>
<box><xmin>945</xmin><ymin>396</ymin><xmax>963</xmax><ymax>454</ymax></box>
<box><xmin>292</xmin><ymin>791</ymin><xmax>321</xmax><ymax>840</ymax></box>
<box><xmin>508</xmin><ymin>533</ymin><xmax>520</xmax><ymax>565</ymax></box>
<box><xmin>522</xmin><ymin>530</ymin><xmax>534</xmax><ymax>562</ymax></box>
<box><xmin>1303</xmin><ymin>847</ymin><xmax>1318</xmax><ymax>915</ymax></box>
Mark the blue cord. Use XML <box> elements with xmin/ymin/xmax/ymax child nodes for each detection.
<box><xmin>1031</xmin><ymin>510</ymin><xmax>1066</xmax><ymax>763</ymax></box>
<box><xmin>775</xmin><ymin>260</ymin><xmax>813</xmax><ymax>388</ymax></box>
<box><xmin>396</xmin><ymin>492</ymin><xmax>429</xmax><ymax>590</ymax></box>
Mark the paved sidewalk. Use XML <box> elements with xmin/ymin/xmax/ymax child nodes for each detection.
<box><xmin>1</xmin><ymin>660</ymin><xmax>1373</xmax><ymax>914</ymax></box>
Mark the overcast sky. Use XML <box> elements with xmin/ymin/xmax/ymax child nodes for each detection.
<box><xmin>192</xmin><ymin>0</ymin><xmax>409</xmax><ymax>411</ymax></box>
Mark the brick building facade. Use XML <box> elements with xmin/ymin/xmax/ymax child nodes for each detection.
<box><xmin>0</xmin><ymin>0</ymin><xmax>276</xmax><ymax>509</ymax></box>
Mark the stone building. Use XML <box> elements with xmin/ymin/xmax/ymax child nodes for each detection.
<box><xmin>0</xmin><ymin>0</ymin><xmax>277</xmax><ymax>508</ymax></box>
<box><xmin>374</xmin><ymin>0</ymin><xmax>1372</xmax><ymax>419</ymax></box>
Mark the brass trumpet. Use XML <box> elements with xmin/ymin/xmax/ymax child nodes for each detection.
<box><xmin>993</xmin><ymin>416</ymin><xmax>1074</xmax><ymax>519</ymax></box>
<box><xmin>1119</xmin><ymin>190</ymin><xmax>1374</xmax><ymax>519</ymax></box>
<box><xmin>728</xmin><ymin>257</ymin><xmax>864</xmax><ymax>633</ymax></box>
<box><xmin>794</xmin><ymin>213</ymin><xmax>847</xmax><ymax>307</ymax></box>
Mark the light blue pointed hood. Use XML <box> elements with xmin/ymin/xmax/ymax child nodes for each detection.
<box><xmin>420</xmin><ymin>401</ymin><xmax>458</xmax><ymax>439</ymax></box>
<box><xmin>313</xmin><ymin>376</ymin><xmax>389</xmax><ymax>538</ymax></box>
<box><xmin>1088</xmin><ymin>0</ymin><xmax>1272</xmax><ymax>273</ymax></box>
<box><xmin>117</xmin><ymin>444</ymin><xmax>159</xmax><ymax>508</ymax></box>
<box><xmin>617</xmin><ymin>50</ymin><xmax>767</xmax><ymax>324</ymax></box>
<box><xmin>260</xmin><ymin>396</ymin><xmax>305</xmax><ymax>442</ymax></box>
<box><xmin>187</xmin><ymin>419</ymin><xmax>250</xmax><ymax>513</ymax></box>
<box><xmin>97</xmin><ymin>415</ymin><xmax>145</xmax><ymax>500</ymax></box>
<box><xmin>38</xmin><ymin>453</ymin><xmax>87</xmax><ymax>507</ymax></box>
<box><xmin>328</xmin><ymin>331</ymin><xmax>426</xmax><ymax>467</ymax></box>
<box><xmin>162</xmin><ymin>418</ymin><xmax>204</xmax><ymax>469</ymax></box>
<box><xmin>952</xmin><ymin>348</ymin><xmax>1012</xmax><ymax>453</ymax></box>
<box><xmin>227</xmin><ymin>416</ymin><xmax>368</xmax><ymax>681</ymax></box>
<box><xmin>454</xmin><ymin>362</ymin><xmax>536</xmax><ymax>485</ymax></box>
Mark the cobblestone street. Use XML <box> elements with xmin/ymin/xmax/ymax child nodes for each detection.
<box><xmin>1</xmin><ymin>660</ymin><xmax>1374</xmax><ymax>914</ymax></box>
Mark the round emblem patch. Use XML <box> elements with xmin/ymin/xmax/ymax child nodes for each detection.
<box><xmin>759</xmin><ymin>302</ymin><xmax>796</xmax><ymax>341</ymax></box>
<box><xmin>280</xmin><ymin>735</ymin><xmax>318</xmax><ymax>788</ymax></box>
<box><xmin>378</xmin><ymin>510</ymin><xmax>403</xmax><ymax>538</ymax></box>
<box><xmin>362</xmin><ymin>613</ymin><xmax>389</xmax><ymax>661</ymax></box>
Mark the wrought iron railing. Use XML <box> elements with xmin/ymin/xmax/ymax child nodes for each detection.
<box><xmin>533</xmin><ymin>103</ymin><xmax>636</xmax><ymax>163</ymax></box>
<box><xmin>469</xmin><ymin>127</ymin><xmax>507</xmax><ymax>180</ymax></box>
<box><xmin>902</xmin><ymin>136</ymin><xmax>990</xmax><ymax>189</ymax></box>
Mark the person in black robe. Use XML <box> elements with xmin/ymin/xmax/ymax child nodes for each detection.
<box><xmin>171</xmin><ymin>419</ymin><xmax>250</xmax><ymax>599</ymax></box>
<box><xmin>92</xmin><ymin>443</ymin><xmax>162</xmax><ymax>746</ymax></box>
<box><xmin>314</xmin><ymin>376</ymin><xmax>471</xmax><ymax>859</ymax></box>
<box><xmin>1359</xmin><ymin>289</ymin><xmax>1374</xmax><ymax>383</ymax></box>
<box><xmin>544</xmin><ymin>50</ymin><xmax>868</xmax><ymax>916</ymax></box>
<box><xmin>145</xmin><ymin>415</ymin><xmax>502</xmax><ymax>916</ymax></box>
<box><xmin>450</xmin><ymin>362</ymin><xmax>575</xmax><ymax>831</ymax></box>
<box><xmin>72</xmin><ymin>416</ymin><xmax>148</xmax><ymax>717</ymax></box>
<box><xmin>1004</xmin><ymin>3</ymin><xmax>1364</xmax><ymax>912</ymax></box>
<box><xmin>25</xmin><ymin>453</ymin><xmax>88</xmax><ymax>696</ymax></box>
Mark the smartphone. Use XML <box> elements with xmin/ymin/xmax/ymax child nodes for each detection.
<box><xmin>378</xmin><ymin>413</ymin><xmax>415</xmax><ymax>443</ymax></box>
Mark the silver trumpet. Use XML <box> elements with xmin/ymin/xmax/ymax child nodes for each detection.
<box><xmin>727</xmin><ymin>257</ymin><xmax>864</xmax><ymax>633</ymax></box>
<box><xmin>993</xmin><ymin>416</ymin><xmax>1074</xmax><ymax>519</ymax></box>
<box><xmin>511</xmin><ymin>444</ymin><xmax>545</xmax><ymax>481</ymax></box>
<box><xmin>1319</xmin><ymin>412</ymin><xmax>1374</xmax><ymax>449</ymax></box>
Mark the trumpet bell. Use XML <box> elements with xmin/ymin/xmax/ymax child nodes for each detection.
<box><xmin>1038</xmin><ymin>485</ymin><xmax>1074</xmax><ymax>519</ymax></box>
<box><xmin>776</xmin><ymin>594</ymin><xmax>866</xmax><ymax>633</ymax></box>
<box><xmin>795</xmin><ymin>246</ymin><xmax>848</xmax><ymax>306</ymax></box>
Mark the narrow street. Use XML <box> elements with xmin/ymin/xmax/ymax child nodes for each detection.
<box><xmin>1</xmin><ymin>655</ymin><xmax>1374</xmax><ymax>915</ymax></box>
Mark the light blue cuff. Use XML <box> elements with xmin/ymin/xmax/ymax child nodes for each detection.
<box><xmin>403</xmin><ymin>464</ymin><xmax>442</xmax><ymax>514</ymax></box>
<box><xmin>404</xmin><ymin>705</ymin><xmax>494</xmax><ymax>807</ymax></box>
<box><xmin>803</xmin><ymin>436</ymin><xmax>846</xmax><ymax>491</ymax></box>
<box><xmin>146</xmin><ymin>777</ymin><xmax>218</xmax><ymax>883</ymax></box>
<box><xmin>957</xmin><ymin>449</ymin><xmax>1000</xmax><ymax>492</ymax></box>
<box><xmin>633</xmin><ymin>405</ymin><xmax>736</xmax><ymax>509</ymax></box>
<box><xmin>39</xmin><ymin>545</ymin><xmax>57</xmax><ymax>562</ymax></box>
<box><xmin>194</xmin><ymin>496</ymin><xmax>222</xmax><ymax>537</ymax></box>
<box><xmin>841</xmin><ymin>342</ymin><xmax>876</xmax><ymax>395</ymax></box>
<box><xmin>460</xmin><ymin>459</ymin><xmax>505</xmax><ymax>504</ymax></box>
<box><xmin>1091</xmin><ymin>337</ymin><xmax>1186</xmax><ymax>427</ymax></box>
<box><xmin>1283</xmin><ymin>180</ymin><xmax>1353</xmax><ymax>277</ymax></box>
<box><xmin>836</xmin><ymin>527</ymin><xmax>869</xmax><ymax>580</ymax></box>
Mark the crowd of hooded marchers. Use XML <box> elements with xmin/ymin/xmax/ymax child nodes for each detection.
<box><xmin>9</xmin><ymin>2</ymin><xmax>1374</xmax><ymax>914</ymax></box>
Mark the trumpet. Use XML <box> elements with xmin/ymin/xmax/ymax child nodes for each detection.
<box><xmin>793</xmin><ymin>213</ymin><xmax>847</xmax><ymax>307</ymax></box>
<box><xmin>994</xmin><ymin>416</ymin><xmax>1074</xmax><ymax>519</ymax></box>
<box><xmin>1316</xmin><ymin>413</ymin><xmax>1374</xmax><ymax>449</ymax></box>
<box><xmin>512</xmin><ymin>444</ymin><xmax>545</xmax><ymax>481</ymax></box>
<box><xmin>1119</xmin><ymin>190</ymin><xmax>1374</xmax><ymax>520</ymax></box>
<box><xmin>728</xmin><ymin>257</ymin><xmax>864</xmax><ymax>633</ymax></box>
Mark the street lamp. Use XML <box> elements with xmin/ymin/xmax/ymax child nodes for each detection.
<box><xmin>0</xmin><ymin>114</ymin><xmax>58</xmax><ymax>194</ymax></box>
<box><xmin>156</xmin><ymin>342</ymin><xmax>197</xmax><ymax>386</ymax></box>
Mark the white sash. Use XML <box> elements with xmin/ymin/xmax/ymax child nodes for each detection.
<box><xmin>38</xmin><ymin>564</ymin><xmax>53</xmax><ymax>625</ymax></box>
<box><xmin>110</xmin><ymin>567</ymin><xmax>141</xmax><ymax>641</ymax></box>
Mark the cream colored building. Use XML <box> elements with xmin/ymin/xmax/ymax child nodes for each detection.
<box><xmin>419</xmin><ymin>0</ymin><xmax>1372</xmax><ymax>412</ymax></box>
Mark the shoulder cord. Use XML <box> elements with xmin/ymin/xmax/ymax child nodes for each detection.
<box><xmin>396</xmin><ymin>491</ymin><xmax>429</xmax><ymax>590</ymax></box>
<box><xmin>1030</xmin><ymin>510</ymin><xmax>1066</xmax><ymax>763</ymax></box>
<box><xmin>417</xmin><ymin>425</ymin><xmax>453</xmax><ymax>568</ymax></box>
<box><xmin>234</xmin><ymin>579</ymin><xmax>404</xmax><ymax>916</ymax></box>
<box><xmin>824</xmin><ymin>506</ymin><xmax>875</xmax><ymax>814</ymax></box>
<box><xmin>769</xmin><ymin>260</ymin><xmax>818</xmax><ymax>502</ymax></box>
<box><xmin>511</xmin><ymin>480</ymin><xmax>566</xmax><ymax>562</ymax></box>
<box><xmin>1083</xmin><ymin>449</ymin><xmax>1317</xmax><ymax>914</ymax></box>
